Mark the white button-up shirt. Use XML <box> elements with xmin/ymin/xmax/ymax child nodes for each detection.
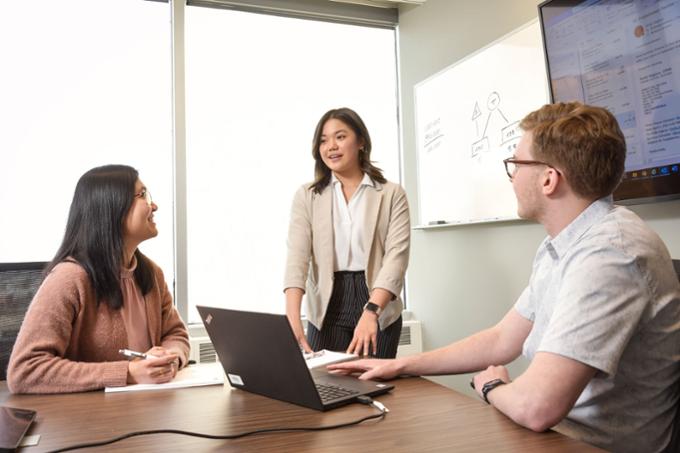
<box><xmin>331</xmin><ymin>173</ymin><xmax>374</xmax><ymax>271</ymax></box>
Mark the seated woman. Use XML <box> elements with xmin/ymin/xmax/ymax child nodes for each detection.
<box><xmin>7</xmin><ymin>165</ymin><xmax>189</xmax><ymax>393</ymax></box>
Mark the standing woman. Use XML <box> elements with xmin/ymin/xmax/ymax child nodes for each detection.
<box><xmin>7</xmin><ymin>165</ymin><xmax>189</xmax><ymax>394</ymax></box>
<box><xmin>284</xmin><ymin>107</ymin><xmax>410</xmax><ymax>358</ymax></box>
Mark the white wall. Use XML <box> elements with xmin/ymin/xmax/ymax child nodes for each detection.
<box><xmin>397</xmin><ymin>0</ymin><xmax>680</xmax><ymax>396</ymax></box>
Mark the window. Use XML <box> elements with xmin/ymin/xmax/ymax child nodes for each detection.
<box><xmin>0</xmin><ymin>1</ymin><xmax>174</xmax><ymax>283</ymax></box>
<box><xmin>0</xmin><ymin>1</ymin><xmax>401</xmax><ymax>326</ymax></box>
<box><xmin>184</xmin><ymin>7</ymin><xmax>400</xmax><ymax>323</ymax></box>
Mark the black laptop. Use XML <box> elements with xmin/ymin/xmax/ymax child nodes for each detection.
<box><xmin>196</xmin><ymin>306</ymin><xmax>394</xmax><ymax>411</ymax></box>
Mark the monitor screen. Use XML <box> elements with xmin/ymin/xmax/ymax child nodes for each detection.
<box><xmin>538</xmin><ymin>0</ymin><xmax>680</xmax><ymax>203</ymax></box>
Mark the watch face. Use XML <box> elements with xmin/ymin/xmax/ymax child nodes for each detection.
<box><xmin>363</xmin><ymin>302</ymin><xmax>381</xmax><ymax>315</ymax></box>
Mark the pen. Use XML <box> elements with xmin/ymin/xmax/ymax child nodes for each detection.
<box><xmin>118</xmin><ymin>349</ymin><xmax>158</xmax><ymax>360</ymax></box>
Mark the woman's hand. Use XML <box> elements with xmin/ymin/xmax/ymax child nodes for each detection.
<box><xmin>148</xmin><ymin>346</ymin><xmax>182</xmax><ymax>376</ymax></box>
<box><xmin>126</xmin><ymin>347</ymin><xmax>179</xmax><ymax>384</ymax></box>
<box><xmin>347</xmin><ymin>311</ymin><xmax>379</xmax><ymax>356</ymax></box>
<box><xmin>285</xmin><ymin>287</ymin><xmax>313</xmax><ymax>353</ymax></box>
<box><xmin>291</xmin><ymin>321</ymin><xmax>313</xmax><ymax>353</ymax></box>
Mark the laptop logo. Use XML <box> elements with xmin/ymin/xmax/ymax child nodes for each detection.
<box><xmin>228</xmin><ymin>373</ymin><xmax>244</xmax><ymax>386</ymax></box>
<box><xmin>204</xmin><ymin>314</ymin><xmax>213</xmax><ymax>325</ymax></box>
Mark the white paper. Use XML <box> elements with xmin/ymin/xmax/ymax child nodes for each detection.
<box><xmin>105</xmin><ymin>362</ymin><xmax>224</xmax><ymax>393</ymax></box>
<box><xmin>19</xmin><ymin>434</ymin><xmax>41</xmax><ymax>448</ymax></box>
<box><xmin>304</xmin><ymin>349</ymin><xmax>357</xmax><ymax>369</ymax></box>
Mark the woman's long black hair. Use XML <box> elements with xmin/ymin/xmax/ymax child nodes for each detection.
<box><xmin>310</xmin><ymin>107</ymin><xmax>387</xmax><ymax>194</ymax></box>
<box><xmin>46</xmin><ymin>165</ymin><xmax>155</xmax><ymax>309</ymax></box>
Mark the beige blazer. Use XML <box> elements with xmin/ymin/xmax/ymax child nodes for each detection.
<box><xmin>284</xmin><ymin>179</ymin><xmax>410</xmax><ymax>331</ymax></box>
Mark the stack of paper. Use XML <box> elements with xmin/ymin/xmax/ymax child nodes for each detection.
<box><xmin>303</xmin><ymin>350</ymin><xmax>357</xmax><ymax>369</ymax></box>
<box><xmin>105</xmin><ymin>362</ymin><xmax>224</xmax><ymax>393</ymax></box>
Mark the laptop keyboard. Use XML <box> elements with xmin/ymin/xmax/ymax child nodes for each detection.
<box><xmin>315</xmin><ymin>383</ymin><xmax>360</xmax><ymax>402</ymax></box>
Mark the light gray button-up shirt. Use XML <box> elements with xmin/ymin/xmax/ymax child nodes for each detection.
<box><xmin>515</xmin><ymin>196</ymin><xmax>680</xmax><ymax>453</ymax></box>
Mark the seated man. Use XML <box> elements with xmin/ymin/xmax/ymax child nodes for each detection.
<box><xmin>331</xmin><ymin>102</ymin><xmax>680</xmax><ymax>453</ymax></box>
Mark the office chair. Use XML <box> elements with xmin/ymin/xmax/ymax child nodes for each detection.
<box><xmin>0</xmin><ymin>262</ymin><xmax>47</xmax><ymax>381</ymax></box>
<box><xmin>665</xmin><ymin>259</ymin><xmax>680</xmax><ymax>453</ymax></box>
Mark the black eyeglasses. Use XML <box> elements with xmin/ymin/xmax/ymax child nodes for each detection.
<box><xmin>503</xmin><ymin>157</ymin><xmax>560</xmax><ymax>179</ymax></box>
<box><xmin>134</xmin><ymin>189</ymin><xmax>153</xmax><ymax>206</ymax></box>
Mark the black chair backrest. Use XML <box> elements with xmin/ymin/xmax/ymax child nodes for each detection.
<box><xmin>665</xmin><ymin>259</ymin><xmax>680</xmax><ymax>453</ymax></box>
<box><xmin>0</xmin><ymin>262</ymin><xmax>47</xmax><ymax>380</ymax></box>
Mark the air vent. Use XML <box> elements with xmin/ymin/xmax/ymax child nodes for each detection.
<box><xmin>396</xmin><ymin>320</ymin><xmax>422</xmax><ymax>358</ymax></box>
<box><xmin>189</xmin><ymin>336</ymin><xmax>217</xmax><ymax>364</ymax></box>
<box><xmin>399</xmin><ymin>325</ymin><xmax>411</xmax><ymax>346</ymax></box>
<box><xmin>199</xmin><ymin>341</ymin><xmax>217</xmax><ymax>363</ymax></box>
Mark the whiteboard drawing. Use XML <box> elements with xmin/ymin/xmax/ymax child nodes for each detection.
<box><xmin>472</xmin><ymin>101</ymin><xmax>482</xmax><ymax>134</ymax></box>
<box><xmin>414</xmin><ymin>20</ymin><xmax>549</xmax><ymax>226</ymax></box>
<box><xmin>471</xmin><ymin>91</ymin><xmax>514</xmax><ymax>158</ymax></box>
<box><xmin>424</xmin><ymin>117</ymin><xmax>444</xmax><ymax>153</ymax></box>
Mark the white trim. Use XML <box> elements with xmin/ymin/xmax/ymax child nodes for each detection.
<box><xmin>171</xmin><ymin>0</ymin><xmax>189</xmax><ymax>322</ymax></box>
<box><xmin>188</xmin><ymin>0</ymin><xmax>398</xmax><ymax>28</ymax></box>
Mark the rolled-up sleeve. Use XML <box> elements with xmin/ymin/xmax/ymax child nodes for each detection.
<box><xmin>372</xmin><ymin>186</ymin><xmax>410</xmax><ymax>297</ymax></box>
<box><xmin>283</xmin><ymin>185</ymin><xmax>313</xmax><ymax>293</ymax></box>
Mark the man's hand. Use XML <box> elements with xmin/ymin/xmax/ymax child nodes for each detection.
<box><xmin>328</xmin><ymin>358</ymin><xmax>403</xmax><ymax>380</ymax></box>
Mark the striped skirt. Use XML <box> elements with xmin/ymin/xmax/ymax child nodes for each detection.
<box><xmin>306</xmin><ymin>270</ymin><xmax>402</xmax><ymax>358</ymax></box>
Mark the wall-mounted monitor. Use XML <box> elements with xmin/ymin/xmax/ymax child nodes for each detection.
<box><xmin>538</xmin><ymin>0</ymin><xmax>680</xmax><ymax>203</ymax></box>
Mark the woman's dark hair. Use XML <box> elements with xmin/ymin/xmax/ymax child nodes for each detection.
<box><xmin>46</xmin><ymin>165</ymin><xmax>155</xmax><ymax>309</ymax></box>
<box><xmin>310</xmin><ymin>107</ymin><xmax>387</xmax><ymax>193</ymax></box>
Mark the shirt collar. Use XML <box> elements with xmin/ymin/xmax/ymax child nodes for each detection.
<box><xmin>545</xmin><ymin>196</ymin><xmax>614</xmax><ymax>259</ymax></box>
<box><xmin>331</xmin><ymin>172</ymin><xmax>374</xmax><ymax>188</ymax></box>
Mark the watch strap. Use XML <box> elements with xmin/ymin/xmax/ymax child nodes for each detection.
<box><xmin>363</xmin><ymin>301</ymin><xmax>382</xmax><ymax>316</ymax></box>
<box><xmin>481</xmin><ymin>378</ymin><xmax>507</xmax><ymax>404</ymax></box>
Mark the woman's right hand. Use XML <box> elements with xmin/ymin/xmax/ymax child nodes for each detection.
<box><xmin>285</xmin><ymin>287</ymin><xmax>313</xmax><ymax>353</ymax></box>
<box><xmin>292</xmin><ymin>321</ymin><xmax>313</xmax><ymax>353</ymax></box>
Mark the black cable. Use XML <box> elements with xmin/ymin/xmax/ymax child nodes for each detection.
<box><xmin>47</xmin><ymin>398</ymin><xmax>386</xmax><ymax>452</ymax></box>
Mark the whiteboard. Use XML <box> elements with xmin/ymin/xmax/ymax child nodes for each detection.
<box><xmin>414</xmin><ymin>20</ymin><xmax>549</xmax><ymax>227</ymax></box>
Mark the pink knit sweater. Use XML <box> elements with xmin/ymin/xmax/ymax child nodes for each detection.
<box><xmin>7</xmin><ymin>260</ymin><xmax>189</xmax><ymax>394</ymax></box>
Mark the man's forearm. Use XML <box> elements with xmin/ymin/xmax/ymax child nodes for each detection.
<box><xmin>477</xmin><ymin>352</ymin><xmax>597</xmax><ymax>432</ymax></box>
<box><xmin>398</xmin><ymin>309</ymin><xmax>530</xmax><ymax>376</ymax></box>
<box><xmin>398</xmin><ymin>327</ymin><xmax>514</xmax><ymax>376</ymax></box>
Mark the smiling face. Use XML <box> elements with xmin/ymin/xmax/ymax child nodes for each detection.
<box><xmin>123</xmin><ymin>179</ymin><xmax>158</xmax><ymax>249</ymax></box>
<box><xmin>319</xmin><ymin>118</ymin><xmax>364</xmax><ymax>178</ymax></box>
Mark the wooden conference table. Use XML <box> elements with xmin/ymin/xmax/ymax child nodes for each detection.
<box><xmin>1</xmin><ymin>377</ymin><xmax>604</xmax><ymax>452</ymax></box>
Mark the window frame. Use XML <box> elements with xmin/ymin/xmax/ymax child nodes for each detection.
<box><xmin>170</xmin><ymin>0</ymin><xmax>403</xmax><ymax>324</ymax></box>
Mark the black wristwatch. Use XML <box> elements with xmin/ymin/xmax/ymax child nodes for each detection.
<box><xmin>363</xmin><ymin>301</ymin><xmax>383</xmax><ymax>317</ymax></box>
<box><xmin>481</xmin><ymin>378</ymin><xmax>507</xmax><ymax>404</ymax></box>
